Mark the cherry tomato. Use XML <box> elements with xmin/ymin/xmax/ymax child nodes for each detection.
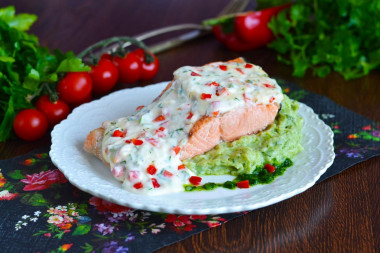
<box><xmin>112</xmin><ymin>53</ymin><xmax>142</xmax><ymax>84</ymax></box>
<box><xmin>89</xmin><ymin>59</ymin><xmax>119</xmax><ymax>95</ymax></box>
<box><xmin>132</xmin><ymin>48</ymin><xmax>160</xmax><ymax>81</ymax></box>
<box><xmin>35</xmin><ymin>95</ymin><xmax>70</xmax><ymax>128</ymax></box>
<box><xmin>100</xmin><ymin>53</ymin><xmax>112</xmax><ymax>60</ymax></box>
<box><xmin>57</xmin><ymin>72</ymin><xmax>92</xmax><ymax>104</ymax></box>
<box><xmin>13</xmin><ymin>109</ymin><xmax>48</xmax><ymax>141</ymax></box>
<box><xmin>69</xmin><ymin>92</ymin><xmax>92</xmax><ymax>109</ymax></box>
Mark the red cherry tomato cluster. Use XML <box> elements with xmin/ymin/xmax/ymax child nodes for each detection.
<box><xmin>112</xmin><ymin>49</ymin><xmax>159</xmax><ymax>83</ymax></box>
<box><xmin>13</xmin><ymin>48</ymin><xmax>159</xmax><ymax>141</ymax></box>
<box><xmin>211</xmin><ymin>4</ymin><xmax>291</xmax><ymax>51</ymax></box>
<box><xmin>13</xmin><ymin>95</ymin><xmax>71</xmax><ymax>141</ymax></box>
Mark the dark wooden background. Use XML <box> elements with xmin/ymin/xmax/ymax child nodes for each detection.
<box><xmin>0</xmin><ymin>1</ymin><xmax>379</xmax><ymax>252</ymax></box>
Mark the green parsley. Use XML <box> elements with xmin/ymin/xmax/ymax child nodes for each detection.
<box><xmin>268</xmin><ymin>0</ymin><xmax>380</xmax><ymax>80</ymax></box>
<box><xmin>0</xmin><ymin>6</ymin><xmax>90</xmax><ymax>141</ymax></box>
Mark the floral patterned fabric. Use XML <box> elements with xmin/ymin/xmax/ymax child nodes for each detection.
<box><xmin>0</xmin><ymin>82</ymin><xmax>379</xmax><ymax>253</ymax></box>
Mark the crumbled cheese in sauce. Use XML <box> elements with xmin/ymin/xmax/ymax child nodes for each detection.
<box><xmin>102</xmin><ymin>61</ymin><xmax>283</xmax><ymax>195</ymax></box>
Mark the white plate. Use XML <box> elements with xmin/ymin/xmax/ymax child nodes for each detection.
<box><xmin>50</xmin><ymin>82</ymin><xmax>335</xmax><ymax>215</ymax></box>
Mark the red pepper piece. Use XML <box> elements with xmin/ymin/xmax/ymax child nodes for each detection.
<box><xmin>189</xmin><ymin>176</ymin><xmax>202</xmax><ymax>186</ymax></box>
<box><xmin>129</xmin><ymin>171</ymin><xmax>140</xmax><ymax>181</ymax></box>
<box><xmin>210</xmin><ymin>4</ymin><xmax>291</xmax><ymax>51</ymax></box>
<box><xmin>147</xmin><ymin>165</ymin><xmax>157</xmax><ymax>175</ymax></box>
<box><xmin>154</xmin><ymin>115</ymin><xmax>166</xmax><ymax>122</ymax></box>
<box><xmin>243</xmin><ymin>93</ymin><xmax>252</xmax><ymax>103</ymax></box>
<box><xmin>155</xmin><ymin>131</ymin><xmax>166</xmax><ymax>138</ymax></box>
<box><xmin>216</xmin><ymin>87</ymin><xmax>229</xmax><ymax>96</ymax></box>
<box><xmin>132</xmin><ymin>139</ymin><xmax>143</xmax><ymax>145</ymax></box>
<box><xmin>152</xmin><ymin>178</ymin><xmax>160</xmax><ymax>188</ymax></box>
<box><xmin>146</xmin><ymin>137</ymin><xmax>158</xmax><ymax>146</ymax></box>
<box><xmin>172</xmin><ymin>146</ymin><xmax>181</xmax><ymax>155</ymax></box>
<box><xmin>178</xmin><ymin>164</ymin><xmax>186</xmax><ymax>170</ymax></box>
<box><xmin>112</xmin><ymin>130</ymin><xmax>126</xmax><ymax>137</ymax></box>
<box><xmin>362</xmin><ymin>125</ymin><xmax>371</xmax><ymax>130</ymax></box>
<box><xmin>212</xmin><ymin>111</ymin><xmax>219</xmax><ymax>117</ymax></box>
<box><xmin>245</xmin><ymin>63</ymin><xmax>253</xmax><ymax>68</ymax></box>
<box><xmin>125</xmin><ymin>139</ymin><xmax>132</xmax><ymax>144</ymax></box>
<box><xmin>264</xmin><ymin>164</ymin><xmax>276</xmax><ymax>173</ymax></box>
<box><xmin>235</xmin><ymin>68</ymin><xmax>245</xmax><ymax>75</ymax></box>
<box><xmin>200</xmin><ymin>93</ymin><xmax>212</xmax><ymax>100</ymax></box>
<box><xmin>191</xmin><ymin>71</ymin><xmax>201</xmax><ymax>76</ymax></box>
<box><xmin>237</xmin><ymin>180</ymin><xmax>250</xmax><ymax>188</ymax></box>
<box><xmin>133</xmin><ymin>182</ymin><xmax>143</xmax><ymax>189</ymax></box>
<box><xmin>264</xmin><ymin>83</ymin><xmax>275</xmax><ymax>88</ymax></box>
<box><xmin>187</xmin><ymin>111</ymin><xmax>193</xmax><ymax>119</ymax></box>
<box><xmin>137</xmin><ymin>131</ymin><xmax>146</xmax><ymax>138</ymax></box>
<box><xmin>212</xmin><ymin>25</ymin><xmax>258</xmax><ymax>52</ymax></box>
<box><xmin>155</xmin><ymin>127</ymin><xmax>166</xmax><ymax>137</ymax></box>
<box><xmin>269</xmin><ymin>96</ymin><xmax>275</xmax><ymax>103</ymax></box>
<box><xmin>234</xmin><ymin>4</ymin><xmax>292</xmax><ymax>46</ymax></box>
<box><xmin>207</xmin><ymin>81</ymin><xmax>220</xmax><ymax>87</ymax></box>
<box><xmin>163</xmin><ymin>170</ymin><xmax>173</xmax><ymax>178</ymax></box>
<box><xmin>155</xmin><ymin>127</ymin><xmax>165</xmax><ymax>135</ymax></box>
<box><xmin>219</xmin><ymin>65</ymin><xmax>227</xmax><ymax>71</ymax></box>
<box><xmin>136</xmin><ymin>105</ymin><xmax>144</xmax><ymax>111</ymax></box>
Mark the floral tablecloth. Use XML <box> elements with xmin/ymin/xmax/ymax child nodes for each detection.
<box><xmin>1</xmin><ymin>81</ymin><xmax>379</xmax><ymax>253</ymax></box>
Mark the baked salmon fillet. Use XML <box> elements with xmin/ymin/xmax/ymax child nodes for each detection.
<box><xmin>84</xmin><ymin>58</ymin><xmax>283</xmax><ymax>195</ymax></box>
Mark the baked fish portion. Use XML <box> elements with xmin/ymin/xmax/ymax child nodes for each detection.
<box><xmin>84</xmin><ymin>58</ymin><xmax>283</xmax><ymax>195</ymax></box>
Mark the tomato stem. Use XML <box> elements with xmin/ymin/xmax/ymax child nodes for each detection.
<box><xmin>26</xmin><ymin>85</ymin><xmax>44</xmax><ymax>103</ymax></box>
<box><xmin>26</xmin><ymin>83</ymin><xmax>58</xmax><ymax>104</ymax></box>
<box><xmin>202</xmin><ymin>13</ymin><xmax>237</xmax><ymax>27</ymax></box>
<box><xmin>43</xmin><ymin>83</ymin><xmax>59</xmax><ymax>103</ymax></box>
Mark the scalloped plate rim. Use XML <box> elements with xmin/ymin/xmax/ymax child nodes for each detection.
<box><xmin>50</xmin><ymin>81</ymin><xmax>335</xmax><ymax>214</ymax></box>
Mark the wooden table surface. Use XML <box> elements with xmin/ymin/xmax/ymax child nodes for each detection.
<box><xmin>1</xmin><ymin>1</ymin><xmax>379</xmax><ymax>252</ymax></box>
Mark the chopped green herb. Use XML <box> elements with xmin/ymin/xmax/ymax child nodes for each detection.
<box><xmin>184</xmin><ymin>158</ymin><xmax>293</xmax><ymax>192</ymax></box>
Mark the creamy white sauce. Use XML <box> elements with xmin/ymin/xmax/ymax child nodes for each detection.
<box><xmin>102</xmin><ymin>60</ymin><xmax>283</xmax><ymax>195</ymax></box>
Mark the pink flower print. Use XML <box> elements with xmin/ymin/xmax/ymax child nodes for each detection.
<box><xmin>347</xmin><ymin>134</ymin><xmax>358</xmax><ymax>139</ymax></box>
<box><xmin>204</xmin><ymin>220</ymin><xmax>221</xmax><ymax>228</ymax></box>
<box><xmin>94</xmin><ymin>223</ymin><xmax>115</xmax><ymax>235</ymax></box>
<box><xmin>21</xmin><ymin>158</ymin><xmax>35</xmax><ymax>166</ymax></box>
<box><xmin>362</xmin><ymin>125</ymin><xmax>371</xmax><ymax>131</ymax></box>
<box><xmin>61</xmin><ymin>244</ymin><xmax>72</xmax><ymax>251</ymax></box>
<box><xmin>0</xmin><ymin>190</ymin><xmax>19</xmax><ymax>200</ymax></box>
<box><xmin>165</xmin><ymin>214</ymin><xmax>196</xmax><ymax>233</ymax></box>
<box><xmin>164</xmin><ymin>214</ymin><xmax>177</xmax><ymax>223</ymax></box>
<box><xmin>0</xmin><ymin>172</ymin><xmax>6</xmax><ymax>188</ymax></box>
<box><xmin>36</xmin><ymin>153</ymin><xmax>48</xmax><ymax>158</ymax></box>
<box><xmin>44</xmin><ymin>233</ymin><xmax>51</xmax><ymax>237</ymax></box>
<box><xmin>89</xmin><ymin>196</ymin><xmax>131</xmax><ymax>213</ymax></box>
<box><xmin>190</xmin><ymin>215</ymin><xmax>207</xmax><ymax>220</ymax></box>
<box><xmin>165</xmin><ymin>214</ymin><xmax>192</xmax><ymax>227</ymax></box>
<box><xmin>48</xmin><ymin>215</ymin><xmax>64</xmax><ymax>225</ymax></box>
<box><xmin>63</xmin><ymin>216</ymin><xmax>74</xmax><ymax>223</ymax></box>
<box><xmin>151</xmin><ymin>228</ymin><xmax>160</xmax><ymax>234</ymax></box>
<box><xmin>371</xmin><ymin>130</ymin><xmax>380</xmax><ymax>137</ymax></box>
<box><xmin>21</xmin><ymin>169</ymin><xmax>67</xmax><ymax>191</ymax></box>
<box><xmin>181</xmin><ymin>224</ymin><xmax>196</xmax><ymax>231</ymax></box>
<box><xmin>57</xmin><ymin>223</ymin><xmax>72</xmax><ymax>230</ymax></box>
